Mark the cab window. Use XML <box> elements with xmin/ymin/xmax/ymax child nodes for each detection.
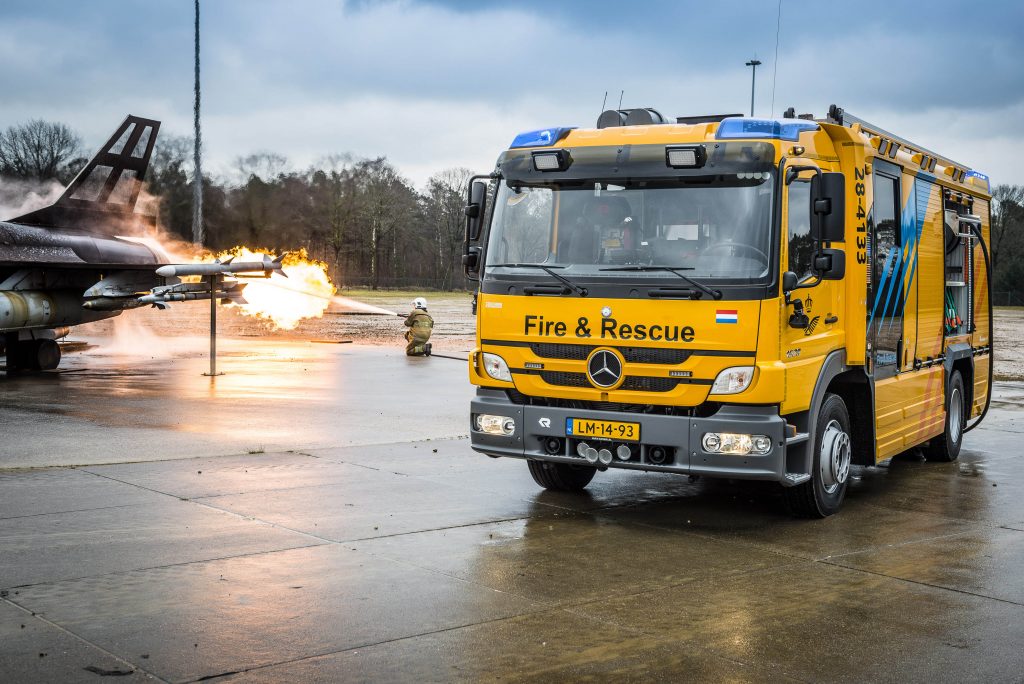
<box><xmin>787</xmin><ymin>180</ymin><xmax>813</xmax><ymax>279</ymax></box>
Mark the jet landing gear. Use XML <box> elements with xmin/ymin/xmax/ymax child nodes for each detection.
<box><xmin>2</xmin><ymin>334</ymin><xmax>61</xmax><ymax>372</ymax></box>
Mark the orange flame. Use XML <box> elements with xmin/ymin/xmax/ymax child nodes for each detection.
<box><xmin>202</xmin><ymin>246</ymin><xmax>337</xmax><ymax>330</ymax></box>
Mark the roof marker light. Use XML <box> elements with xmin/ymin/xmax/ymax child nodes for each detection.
<box><xmin>532</xmin><ymin>149</ymin><xmax>572</xmax><ymax>172</ymax></box>
<box><xmin>510</xmin><ymin>127</ymin><xmax>575</xmax><ymax>149</ymax></box>
<box><xmin>665</xmin><ymin>145</ymin><xmax>706</xmax><ymax>168</ymax></box>
<box><xmin>716</xmin><ymin>117</ymin><xmax>819</xmax><ymax>142</ymax></box>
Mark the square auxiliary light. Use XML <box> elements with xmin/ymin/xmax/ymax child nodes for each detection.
<box><xmin>665</xmin><ymin>145</ymin><xmax>706</xmax><ymax>169</ymax></box>
<box><xmin>531</xmin><ymin>149</ymin><xmax>572</xmax><ymax>172</ymax></box>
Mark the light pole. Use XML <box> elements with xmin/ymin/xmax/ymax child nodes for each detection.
<box><xmin>192</xmin><ymin>0</ymin><xmax>203</xmax><ymax>246</ymax></box>
<box><xmin>745</xmin><ymin>59</ymin><xmax>761</xmax><ymax>117</ymax></box>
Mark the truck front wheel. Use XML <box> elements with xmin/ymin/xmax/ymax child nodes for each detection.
<box><xmin>784</xmin><ymin>392</ymin><xmax>852</xmax><ymax>518</ymax></box>
<box><xmin>527</xmin><ymin>460</ymin><xmax>596</xmax><ymax>492</ymax></box>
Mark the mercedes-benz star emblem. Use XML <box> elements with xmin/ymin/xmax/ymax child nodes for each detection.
<box><xmin>587</xmin><ymin>349</ymin><xmax>622</xmax><ymax>389</ymax></box>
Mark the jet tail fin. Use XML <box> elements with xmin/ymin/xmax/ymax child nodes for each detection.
<box><xmin>9</xmin><ymin>115</ymin><xmax>162</xmax><ymax>233</ymax></box>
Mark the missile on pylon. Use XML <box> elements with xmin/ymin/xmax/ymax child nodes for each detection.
<box><xmin>155</xmin><ymin>254</ymin><xmax>288</xmax><ymax>279</ymax></box>
<box><xmin>136</xmin><ymin>280</ymin><xmax>248</xmax><ymax>307</ymax></box>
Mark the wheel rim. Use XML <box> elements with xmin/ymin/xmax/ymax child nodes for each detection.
<box><xmin>949</xmin><ymin>387</ymin><xmax>963</xmax><ymax>444</ymax></box>
<box><xmin>819</xmin><ymin>419</ymin><xmax>851</xmax><ymax>494</ymax></box>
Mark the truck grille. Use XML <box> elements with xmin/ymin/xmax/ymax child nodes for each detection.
<box><xmin>539</xmin><ymin>371</ymin><xmax>679</xmax><ymax>393</ymax></box>
<box><xmin>530</xmin><ymin>343</ymin><xmax>690</xmax><ymax>365</ymax></box>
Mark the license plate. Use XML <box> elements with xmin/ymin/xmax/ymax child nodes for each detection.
<box><xmin>566</xmin><ymin>418</ymin><xmax>641</xmax><ymax>442</ymax></box>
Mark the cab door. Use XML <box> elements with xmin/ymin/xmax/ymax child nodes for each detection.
<box><xmin>780</xmin><ymin>165</ymin><xmax>843</xmax><ymax>411</ymax></box>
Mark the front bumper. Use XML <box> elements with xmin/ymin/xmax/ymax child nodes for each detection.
<box><xmin>470</xmin><ymin>389</ymin><xmax>801</xmax><ymax>484</ymax></box>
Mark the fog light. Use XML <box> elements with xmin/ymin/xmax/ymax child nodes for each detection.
<box><xmin>616</xmin><ymin>444</ymin><xmax>632</xmax><ymax>461</ymax></box>
<box><xmin>702</xmin><ymin>432</ymin><xmax>772</xmax><ymax>455</ymax></box>
<box><xmin>584</xmin><ymin>446</ymin><xmax>599</xmax><ymax>463</ymax></box>
<box><xmin>577</xmin><ymin>441</ymin><xmax>590</xmax><ymax>458</ymax></box>
<box><xmin>476</xmin><ymin>414</ymin><xmax>515</xmax><ymax>436</ymax></box>
<box><xmin>598</xmin><ymin>448</ymin><xmax>613</xmax><ymax>465</ymax></box>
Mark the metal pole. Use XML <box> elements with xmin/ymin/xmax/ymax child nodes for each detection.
<box><xmin>192</xmin><ymin>0</ymin><xmax>204</xmax><ymax>246</ymax></box>
<box><xmin>204</xmin><ymin>275</ymin><xmax>222</xmax><ymax>376</ymax></box>
<box><xmin>746</xmin><ymin>59</ymin><xmax>761</xmax><ymax>116</ymax></box>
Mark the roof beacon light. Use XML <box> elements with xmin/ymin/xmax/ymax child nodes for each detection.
<box><xmin>532</xmin><ymin>149</ymin><xmax>571</xmax><ymax>172</ymax></box>
<box><xmin>665</xmin><ymin>145</ymin><xmax>706</xmax><ymax>169</ymax></box>
<box><xmin>965</xmin><ymin>170</ymin><xmax>991</xmax><ymax>192</ymax></box>
<box><xmin>510</xmin><ymin>127</ymin><xmax>575</xmax><ymax>149</ymax></box>
<box><xmin>716</xmin><ymin>117</ymin><xmax>819</xmax><ymax>142</ymax></box>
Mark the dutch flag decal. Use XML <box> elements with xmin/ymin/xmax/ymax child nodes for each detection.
<box><xmin>716</xmin><ymin>309</ymin><xmax>738</xmax><ymax>324</ymax></box>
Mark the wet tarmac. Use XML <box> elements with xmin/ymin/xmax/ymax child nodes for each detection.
<box><xmin>2</xmin><ymin>339</ymin><xmax>1024</xmax><ymax>682</ymax></box>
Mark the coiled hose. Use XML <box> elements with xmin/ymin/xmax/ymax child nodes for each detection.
<box><xmin>963</xmin><ymin>220</ymin><xmax>992</xmax><ymax>433</ymax></box>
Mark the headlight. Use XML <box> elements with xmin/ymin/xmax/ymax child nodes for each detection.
<box><xmin>482</xmin><ymin>353</ymin><xmax>512</xmax><ymax>382</ymax></box>
<box><xmin>710</xmin><ymin>366</ymin><xmax>755</xmax><ymax>395</ymax></box>
<box><xmin>702</xmin><ymin>432</ymin><xmax>772</xmax><ymax>455</ymax></box>
<box><xmin>475</xmin><ymin>414</ymin><xmax>515</xmax><ymax>435</ymax></box>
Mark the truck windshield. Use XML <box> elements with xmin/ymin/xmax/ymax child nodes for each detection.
<box><xmin>485</xmin><ymin>174</ymin><xmax>776</xmax><ymax>284</ymax></box>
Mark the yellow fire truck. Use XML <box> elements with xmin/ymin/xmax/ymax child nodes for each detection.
<box><xmin>463</xmin><ymin>104</ymin><xmax>992</xmax><ymax>517</ymax></box>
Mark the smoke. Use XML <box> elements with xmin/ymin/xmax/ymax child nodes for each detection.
<box><xmin>0</xmin><ymin>177</ymin><xmax>65</xmax><ymax>221</ymax></box>
<box><xmin>85</xmin><ymin>313</ymin><xmax>207</xmax><ymax>360</ymax></box>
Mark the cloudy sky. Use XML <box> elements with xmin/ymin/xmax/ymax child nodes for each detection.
<box><xmin>1</xmin><ymin>0</ymin><xmax>1022</xmax><ymax>188</ymax></box>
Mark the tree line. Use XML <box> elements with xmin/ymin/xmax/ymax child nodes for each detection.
<box><xmin>3</xmin><ymin>119</ymin><xmax>1024</xmax><ymax>301</ymax></box>
<box><xmin>0</xmin><ymin>120</ymin><xmax>474</xmax><ymax>290</ymax></box>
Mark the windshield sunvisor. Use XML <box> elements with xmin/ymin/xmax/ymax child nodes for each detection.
<box><xmin>498</xmin><ymin>142</ymin><xmax>776</xmax><ymax>184</ymax></box>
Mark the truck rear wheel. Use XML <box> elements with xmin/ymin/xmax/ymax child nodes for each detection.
<box><xmin>784</xmin><ymin>393</ymin><xmax>852</xmax><ymax>518</ymax></box>
<box><xmin>527</xmin><ymin>460</ymin><xmax>596</xmax><ymax>491</ymax></box>
<box><xmin>923</xmin><ymin>370</ymin><xmax>964</xmax><ymax>463</ymax></box>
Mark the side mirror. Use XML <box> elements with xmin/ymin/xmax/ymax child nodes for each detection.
<box><xmin>463</xmin><ymin>179</ymin><xmax>489</xmax><ymax>279</ymax></box>
<box><xmin>462</xmin><ymin>247</ymin><xmax>481</xmax><ymax>271</ymax></box>
<box><xmin>465</xmin><ymin>180</ymin><xmax>487</xmax><ymax>242</ymax></box>
<box><xmin>782</xmin><ymin>271</ymin><xmax>799</xmax><ymax>293</ymax></box>
<box><xmin>814</xmin><ymin>248</ymin><xmax>845</xmax><ymax>280</ymax></box>
<box><xmin>810</xmin><ymin>172</ymin><xmax>845</xmax><ymax>242</ymax></box>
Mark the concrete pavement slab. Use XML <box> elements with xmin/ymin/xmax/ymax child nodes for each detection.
<box><xmin>571</xmin><ymin>562</ymin><xmax>1024</xmax><ymax>683</ymax></box>
<box><xmin>0</xmin><ymin>600</ymin><xmax>154</xmax><ymax>683</ymax></box>
<box><xmin>194</xmin><ymin>466</ymin><xmax>565</xmax><ymax>542</ymax></box>
<box><xmin>219</xmin><ymin>608</ymin><xmax>802</xmax><ymax>684</ymax></box>
<box><xmin>830</xmin><ymin>526</ymin><xmax>1024</xmax><ymax>605</ymax></box>
<box><xmin>0</xmin><ymin>469</ymin><xmax>163</xmax><ymax>520</ymax></box>
<box><xmin>353</xmin><ymin>514</ymin><xmax>797</xmax><ymax>607</ymax></box>
<box><xmin>10</xmin><ymin>544</ymin><xmax>540</xmax><ymax>683</ymax></box>
<box><xmin>0</xmin><ymin>497</ymin><xmax>319</xmax><ymax>588</ymax></box>
<box><xmin>0</xmin><ymin>342</ymin><xmax>473</xmax><ymax>468</ymax></box>
<box><xmin>599</xmin><ymin>479</ymin><xmax>980</xmax><ymax>561</ymax></box>
<box><xmin>82</xmin><ymin>452</ymin><xmax>372</xmax><ymax>500</ymax></box>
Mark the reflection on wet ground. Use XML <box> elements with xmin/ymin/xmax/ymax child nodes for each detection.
<box><xmin>1</xmin><ymin>346</ymin><xmax>1023</xmax><ymax>681</ymax></box>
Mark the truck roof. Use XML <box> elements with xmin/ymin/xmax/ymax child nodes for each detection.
<box><xmin>507</xmin><ymin>108</ymin><xmax>990</xmax><ymax>197</ymax></box>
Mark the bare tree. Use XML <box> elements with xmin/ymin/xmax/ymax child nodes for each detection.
<box><xmin>0</xmin><ymin>120</ymin><xmax>82</xmax><ymax>182</ymax></box>
<box><xmin>991</xmin><ymin>184</ymin><xmax>1024</xmax><ymax>273</ymax></box>
<box><xmin>424</xmin><ymin>167</ymin><xmax>474</xmax><ymax>288</ymax></box>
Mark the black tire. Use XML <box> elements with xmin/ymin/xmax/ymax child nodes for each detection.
<box><xmin>31</xmin><ymin>339</ymin><xmax>61</xmax><ymax>371</ymax></box>
<box><xmin>527</xmin><ymin>460</ymin><xmax>596</xmax><ymax>491</ymax></box>
<box><xmin>784</xmin><ymin>392</ymin><xmax>852</xmax><ymax>518</ymax></box>
<box><xmin>924</xmin><ymin>370</ymin><xmax>965</xmax><ymax>462</ymax></box>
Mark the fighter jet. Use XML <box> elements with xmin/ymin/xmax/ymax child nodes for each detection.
<box><xmin>0</xmin><ymin>115</ymin><xmax>283</xmax><ymax>372</ymax></box>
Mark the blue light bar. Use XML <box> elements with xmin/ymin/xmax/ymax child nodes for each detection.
<box><xmin>965</xmin><ymin>170</ymin><xmax>991</xmax><ymax>191</ymax></box>
<box><xmin>509</xmin><ymin>127</ymin><xmax>575</xmax><ymax>149</ymax></box>
<box><xmin>716</xmin><ymin>117</ymin><xmax>819</xmax><ymax>142</ymax></box>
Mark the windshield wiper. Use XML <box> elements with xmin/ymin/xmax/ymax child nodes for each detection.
<box><xmin>489</xmin><ymin>263</ymin><xmax>588</xmax><ymax>297</ymax></box>
<box><xmin>600</xmin><ymin>265</ymin><xmax>722</xmax><ymax>300</ymax></box>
